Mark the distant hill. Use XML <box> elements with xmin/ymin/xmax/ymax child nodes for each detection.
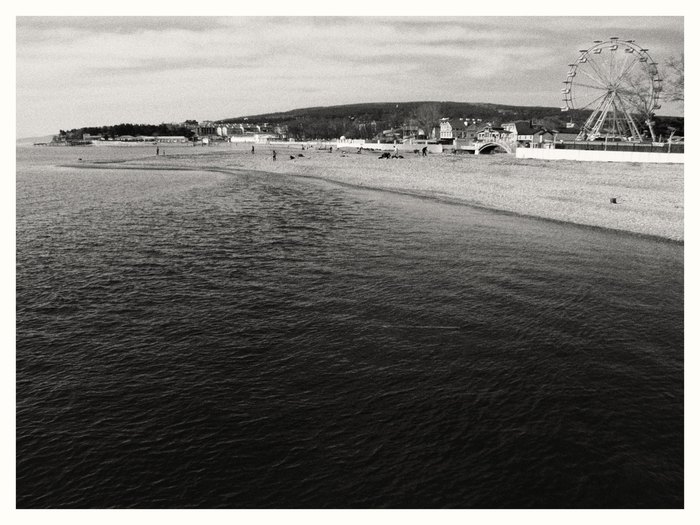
<box><xmin>220</xmin><ymin>101</ymin><xmax>683</xmax><ymax>140</ymax></box>
<box><xmin>223</xmin><ymin>101</ymin><xmax>569</xmax><ymax>123</ymax></box>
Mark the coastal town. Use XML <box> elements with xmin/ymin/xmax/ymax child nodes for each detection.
<box><xmin>42</xmin><ymin>110</ymin><xmax>684</xmax><ymax>164</ymax></box>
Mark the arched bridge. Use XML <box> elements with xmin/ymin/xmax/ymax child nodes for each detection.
<box><xmin>474</xmin><ymin>139</ymin><xmax>513</xmax><ymax>155</ymax></box>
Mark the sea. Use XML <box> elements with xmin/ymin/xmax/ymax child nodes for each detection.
<box><xmin>16</xmin><ymin>145</ymin><xmax>684</xmax><ymax>508</ymax></box>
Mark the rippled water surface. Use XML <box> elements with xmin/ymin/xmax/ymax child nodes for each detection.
<box><xmin>16</xmin><ymin>146</ymin><xmax>683</xmax><ymax>508</ymax></box>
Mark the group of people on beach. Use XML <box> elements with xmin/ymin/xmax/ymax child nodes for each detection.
<box><xmin>262</xmin><ymin>144</ymin><xmax>428</xmax><ymax>160</ymax></box>
<box><xmin>235</xmin><ymin>142</ymin><xmax>430</xmax><ymax>162</ymax></box>
<box><xmin>152</xmin><ymin>141</ymin><xmax>430</xmax><ymax>165</ymax></box>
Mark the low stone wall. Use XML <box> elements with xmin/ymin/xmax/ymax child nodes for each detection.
<box><xmin>516</xmin><ymin>147</ymin><xmax>684</xmax><ymax>164</ymax></box>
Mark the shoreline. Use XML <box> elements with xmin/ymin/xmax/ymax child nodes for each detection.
<box><xmin>63</xmin><ymin>143</ymin><xmax>684</xmax><ymax>242</ymax></box>
<box><xmin>66</xmin><ymin>160</ymin><xmax>683</xmax><ymax>245</ymax></box>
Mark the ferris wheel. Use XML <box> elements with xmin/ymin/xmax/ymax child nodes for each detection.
<box><xmin>561</xmin><ymin>38</ymin><xmax>663</xmax><ymax>141</ymax></box>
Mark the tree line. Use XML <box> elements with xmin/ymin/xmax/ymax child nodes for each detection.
<box><xmin>60</xmin><ymin>123</ymin><xmax>196</xmax><ymax>140</ymax></box>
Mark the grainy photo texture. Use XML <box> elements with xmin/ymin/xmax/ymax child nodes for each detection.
<box><xmin>16</xmin><ymin>16</ymin><xmax>684</xmax><ymax>509</ymax></box>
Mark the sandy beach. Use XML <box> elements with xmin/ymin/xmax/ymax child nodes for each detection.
<box><xmin>72</xmin><ymin>143</ymin><xmax>684</xmax><ymax>242</ymax></box>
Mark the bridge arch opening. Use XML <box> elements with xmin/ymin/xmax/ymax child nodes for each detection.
<box><xmin>478</xmin><ymin>143</ymin><xmax>512</xmax><ymax>155</ymax></box>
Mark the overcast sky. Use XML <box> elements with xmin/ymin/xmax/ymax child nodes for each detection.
<box><xmin>16</xmin><ymin>16</ymin><xmax>684</xmax><ymax>138</ymax></box>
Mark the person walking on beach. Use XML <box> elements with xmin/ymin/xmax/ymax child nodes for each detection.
<box><xmin>156</xmin><ymin>146</ymin><xmax>159</xmax><ymax>156</ymax></box>
<box><xmin>251</xmin><ymin>145</ymin><xmax>255</xmax><ymax>154</ymax></box>
<box><xmin>422</xmin><ymin>146</ymin><xmax>428</xmax><ymax>157</ymax></box>
<box><xmin>272</xmin><ymin>150</ymin><xmax>277</xmax><ymax>161</ymax></box>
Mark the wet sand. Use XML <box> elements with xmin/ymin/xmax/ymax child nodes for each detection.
<box><xmin>73</xmin><ymin>143</ymin><xmax>684</xmax><ymax>241</ymax></box>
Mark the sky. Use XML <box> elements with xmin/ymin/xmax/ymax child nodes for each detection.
<box><xmin>15</xmin><ymin>15</ymin><xmax>684</xmax><ymax>138</ymax></box>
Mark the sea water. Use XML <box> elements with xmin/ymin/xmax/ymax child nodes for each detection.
<box><xmin>16</xmin><ymin>146</ymin><xmax>683</xmax><ymax>508</ymax></box>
